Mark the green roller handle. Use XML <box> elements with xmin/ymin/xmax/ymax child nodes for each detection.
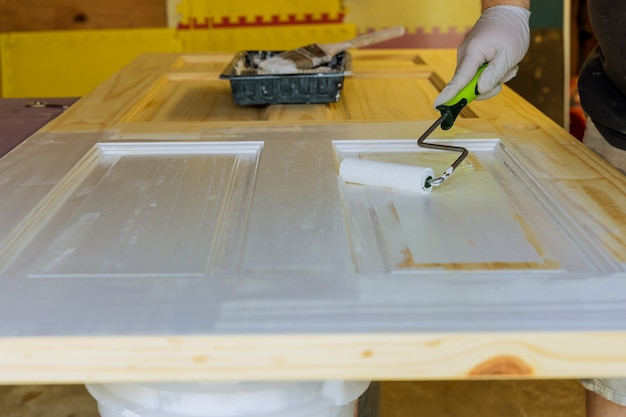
<box><xmin>436</xmin><ymin>63</ymin><xmax>488</xmax><ymax>130</ymax></box>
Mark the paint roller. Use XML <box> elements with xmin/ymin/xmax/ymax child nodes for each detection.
<box><xmin>340</xmin><ymin>64</ymin><xmax>487</xmax><ymax>194</ymax></box>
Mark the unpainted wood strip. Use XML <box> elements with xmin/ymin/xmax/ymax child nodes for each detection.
<box><xmin>0</xmin><ymin>332</ymin><xmax>625</xmax><ymax>383</ymax></box>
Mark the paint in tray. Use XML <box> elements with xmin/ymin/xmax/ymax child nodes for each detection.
<box><xmin>219</xmin><ymin>50</ymin><xmax>352</xmax><ymax>106</ymax></box>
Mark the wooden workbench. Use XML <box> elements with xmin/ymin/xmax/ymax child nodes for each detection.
<box><xmin>1</xmin><ymin>49</ymin><xmax>625</xmax><ymax>384</ymax></box>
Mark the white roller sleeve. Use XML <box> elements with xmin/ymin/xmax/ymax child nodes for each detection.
<box><xmin>339</xmin><ymin>157</ymin><xmax>435</xmax><ymax>194</ymax></box>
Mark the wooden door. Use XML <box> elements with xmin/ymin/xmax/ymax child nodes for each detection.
<box><xmin>1</xmin><ymin>50</ymin><xmax>626</xmax><ymax>384</ymax></box>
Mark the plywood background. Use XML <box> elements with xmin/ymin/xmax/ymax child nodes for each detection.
<box><xmin>0</xmin><ymin>0</ymin><xmax>167</xmax><ymax>31</ymax></box>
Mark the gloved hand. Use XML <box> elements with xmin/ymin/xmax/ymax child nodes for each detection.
<box><xmin>434</xmin><ymin>5</ymin><xmax>531</xmax><ymax>108</ymax></box>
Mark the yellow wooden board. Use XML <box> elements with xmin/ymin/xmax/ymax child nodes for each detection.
<box><xmin>0</xmin><ymin>29</ymin><xmax>182</xmax><ymax>98</ymax></box>
<box><xmin>0</xmin><ymin>25</ymin><xmax>355</xmax><ymax>97</ymax></box>
<box><xmin>343</xmin><ymin>0</ymin><xmax>479</xmax><ymax>33</ymax></box>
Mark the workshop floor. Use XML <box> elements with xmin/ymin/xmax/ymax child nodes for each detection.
<box><xmin>0</xmin><ymin>379</ymin><xmax>585</xmax><ymax>417</ymax></box>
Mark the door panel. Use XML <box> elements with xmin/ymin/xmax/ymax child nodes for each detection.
<box><xmin>334</xmin><ymin>139</ymin><xmax>611</xmax><ymax>273</ymax></box>
<box><xmin>2</xmin><ymin>142</ymin><xmax>261</xmax><ymax>278</ymax></box>
<box><xmin>50</xmin><ymin>51</ymin><xmax>474</xmax><ymax>130</ymax></box>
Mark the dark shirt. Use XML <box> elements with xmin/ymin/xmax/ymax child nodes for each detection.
<box><xmin>577</xmin><ymin>0</ymin><xmax>626</xmax><ymax>150</ymax></box>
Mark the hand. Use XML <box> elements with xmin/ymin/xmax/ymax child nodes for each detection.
<box><xmin>434</xmin><ymin>5</ymin><xmax>531</xmax><ymax>108</ymax></box>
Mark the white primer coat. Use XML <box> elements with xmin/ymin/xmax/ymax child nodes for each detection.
<box><xmin>339</xmin><ymin>157</ymin><xmax>434</xmax><ymax>194</ymax></box>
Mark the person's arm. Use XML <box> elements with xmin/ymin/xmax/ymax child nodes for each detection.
<box><xmin>434</xmin><ymin>0</ymin><xmax>531</xmax><ymax>108</ymax></box>
<box><xmin>481</xmin><ymin>0</ymin><xmax>530</xmax><ymax>11</ymax></box>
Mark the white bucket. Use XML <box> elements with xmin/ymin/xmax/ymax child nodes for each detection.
<box><xmin>85</xmin><ymin>380</ymin><xmax>372</xmax><ymax>417</ymax></box>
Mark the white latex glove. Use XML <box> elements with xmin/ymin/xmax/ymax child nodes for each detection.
<box><xmin>434</xmin><ymin>5</ymin><xmax>531</xmax><ymax>108</ymax></box>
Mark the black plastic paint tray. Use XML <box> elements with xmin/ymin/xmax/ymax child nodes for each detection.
<box><xmin>219</xmin><ymin>50</ymin><xmax>352</xmax><ymax>106</ymax></box>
